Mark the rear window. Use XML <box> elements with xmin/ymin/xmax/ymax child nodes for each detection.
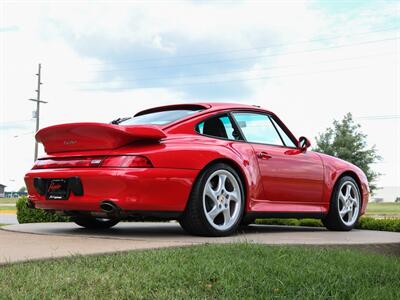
<box><xmin>119</xmin><ymin>109</ymin><xmax>202</xmax><ymax>125</ymax></box>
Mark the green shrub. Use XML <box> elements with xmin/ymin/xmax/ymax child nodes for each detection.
<box><xmin>255</xmin><ymin>217</ymin><xmax>400</xmax><ymax>232</ymax></box>
<box><xmin>357</xmin><ymin>217</ymin><xmax>400</xmax><ymax>232</ymax></box>
<box><xmin>16</xmin><ymin>196</ymin><xmax>69</xmax><ymax>223</ymax></box>
<box><xmin>298</xmin><ymin>218</ymin><xmax>323</xmax><ymax>227</ymax></box>
<box><xmin>255</xmin><ymin>218</ymin><xmax>323</xmax><ymax>227</ymax></box>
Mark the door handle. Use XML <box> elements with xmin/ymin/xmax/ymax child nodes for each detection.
<box><xmin>257</xmin><ymin>151</ymin><xmax>272</xmax><ymax>160</ymax></box>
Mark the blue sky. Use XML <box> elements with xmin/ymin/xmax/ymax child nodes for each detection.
<box><xmin>0</xmin><ymin>0</ymin><xmax>399</xmax><ymax>190</ymax></box>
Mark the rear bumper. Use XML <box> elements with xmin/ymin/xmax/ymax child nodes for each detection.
<box><xmin>24</xmin><ymin>167</ymin><xmax>198</xmax><ymax>212</ymax></box>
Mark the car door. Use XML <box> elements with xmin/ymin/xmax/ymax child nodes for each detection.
<box><xmin>231</xmin><ymin>111</ymin><xmax>324</xmax><ymax>204</ymax></box>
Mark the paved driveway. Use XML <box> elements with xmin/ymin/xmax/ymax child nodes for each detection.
<box><xmin>0</xmin><ymin>227</ymin><xmax>190</xmax><ymax>264</ymax></box>
<box><xmin>1</xmin><ymin>222</ymin><xmax>399</xmax><ymax>264</ymax></box>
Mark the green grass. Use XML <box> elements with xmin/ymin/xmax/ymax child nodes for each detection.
<box><xmin>0</xmin><ymin>206</ymin><xmax>16</xmax><ymax>211</ymax></box>
<box><xmin>0</xmin><ymin>197</ymin><xmax>16</xmax><ymax>212</ymax></box>
<box><xmin>0</xmin><ymin>198</ymin><xmax>18</xmax><ymax>204</ymax></box>
<box><xmin>366</xmin><ymin>202</ymin><xmax>400</xmax><ymax>216</ymax></box>
<box><xmin>0</xmin><ymin>244</ymin><xmax>399</xmax><ymax>299</ymax></box>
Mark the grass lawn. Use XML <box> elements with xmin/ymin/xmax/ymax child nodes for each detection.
<box><xmin>0</xmin><ymin>244</ymin><xmax>399</xmax><ymax>299</ymax></box>
<box><xmin>0</xmin><ymin>198</ymin><xmax>18</xmax><ymax>204</ymax></box>
<box><xmin>0</xmin><ymin>198</ymin><xmax>17</xmax><ymax>213</ymax></box>
<box><xmin>366</xmin><ymin>202</ymin><xmax>400</xmax><ymax>216</ymax></box>
<box><xmin>0</xmin><ymin>206</ymin><xmax>16</xmax><ymax>211</ymax></box>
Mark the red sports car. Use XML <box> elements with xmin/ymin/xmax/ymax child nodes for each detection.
<box><xmin>25</xmin><ymin>103</ymin><xmax>369</xmax><ymax>236</ymax></box>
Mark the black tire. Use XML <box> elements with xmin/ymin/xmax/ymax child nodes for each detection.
<box><xmin>179</xmin><ymin>163</ymin><xmax>245</xmax><ymax>237</ymax></box>
<box><xmin>73</xmin><ymin>216</ymin><xmax>120</xmax><ymax>229</ymax></box>
<box><xmin>322</xmin><ymin>176</ymin><xmax>361</xmax><ymax>231</ymax></box>
<box><xmin>239</xmin><ymin>215</ymin><xmax>256</xmax><ymax>227</ymax></box>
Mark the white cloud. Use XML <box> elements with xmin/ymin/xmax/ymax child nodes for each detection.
<box><xmin>38</xmin><ymin>1</ymin><xmax>321</xmax><ymax>46</ymax></box>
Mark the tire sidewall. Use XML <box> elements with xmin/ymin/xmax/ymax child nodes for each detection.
<box><xmin>193</xmin><ymin>163</ymin><xmax>245</xmax><ymax>236</ymax></box>
<box><xmin>329</xmin><ymin>176</ymin><xmax>361</xmax><ymax>230</ymax></box>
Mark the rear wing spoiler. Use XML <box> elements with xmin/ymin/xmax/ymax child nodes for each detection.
<box><xmin>36</xmin><ymin>123</ymin><xmax>166</xmax><ymax>154</ymax></box>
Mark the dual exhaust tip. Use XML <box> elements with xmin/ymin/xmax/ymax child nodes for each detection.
<box><xmin>27</xmin><ymin>199</ymin><xmax>120</xmax><ymax>217</ymax></box>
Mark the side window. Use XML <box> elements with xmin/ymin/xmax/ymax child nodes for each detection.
<box><xmin>270</xmin><ymin>117</ymin><xmax>297</xmax><ymax>148</ymax></box>
<box><xmin>196</xmin><ymin>114</ymin><xmax>242</xmax><ymax>140</ymax></box>
<box><xmin>232</xmin><ymin>112</ymin><xmax>284</xmax><ymax>146</ymax></box>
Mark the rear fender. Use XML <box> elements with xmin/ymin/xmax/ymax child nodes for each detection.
<box><xmin>141</xmin><ymin>138</ymin><xmax>263</xmax><ymax>211</ymax></box>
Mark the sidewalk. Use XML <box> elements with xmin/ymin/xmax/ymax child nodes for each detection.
<box><xmin>0</xmin><ymin>228</ymin><xmax>193</xmax><ymax>264</ymax></box>
<box><xmin>1</xmin><ymin>222</ymin><xmax>399</xmax><ymax>264</ymax></box>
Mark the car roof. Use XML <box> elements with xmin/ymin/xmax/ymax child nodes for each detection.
<box><xmin>200</xmin><ymin>102</ymin><xmax>264</xmax><ymax>111</ymax></box>
<box><xmin>133</xmin><ymin>102</ymin><xmax>278</xmax><ymax>131</ymax></box>
<box><xmin>132</xmin><ymin>102</ymin><xmax>297</xmax><ymax>144</ymax></box>
<box><xmin>135</xmin><ymin>102</ymin><xmax>265</xmax><ymax>117</ymax></box>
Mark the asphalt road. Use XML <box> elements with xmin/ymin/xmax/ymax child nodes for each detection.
<box><xmin>0</xmin><ymin>213</ymin><xmax>18</xmax><ymax>225</ymax></box>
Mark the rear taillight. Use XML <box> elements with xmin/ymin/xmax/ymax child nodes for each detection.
<box><xmin>32</xmin><ymin>155</ymin><xmax>152</xmax><ymax>169</ymax></box>
<box><xmin>100</xmin><ymin>155</ymin><xmax>153</xmax><ymax>168</ymax></box>
<box><xmin>33</xmin><ymin>157</ymin><xmax>104</xmax><ymax>169</ymax></box>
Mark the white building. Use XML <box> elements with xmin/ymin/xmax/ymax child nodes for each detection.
<box><xmin>0</xmin><ymin>184</ymin><xmax>5</xmax><ymax>198</ymax></box>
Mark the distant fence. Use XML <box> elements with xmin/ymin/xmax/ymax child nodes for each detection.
<box><xmin>4</xmin><ymin>192</ymin><xmax>27</xmax><ymax>198</ymax></box>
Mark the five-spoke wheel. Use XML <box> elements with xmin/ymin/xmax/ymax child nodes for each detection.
<box><xmin>179</xmin><ymin>163</ymin><xmax>245</xmax><ymax>236</ymax></box>
<box><xmin>337</xmin><ymin>181</ymin><xmax>360</xmax><ymax>227</ymax></box>
<box><xmin>323</xmin><ymin>176</ymin><xmax>361</xmax><ymax>231</ymax></box>
<box><xmin>203</xmin><ymin>170</ymin><xmax>242</xmax><ymax>231</ymax></box>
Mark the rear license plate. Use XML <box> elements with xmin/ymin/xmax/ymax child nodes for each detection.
<box><xmin>46</xmin><ymin>179</ymin><xmax>70</xmax><ymax>200</ymax></box>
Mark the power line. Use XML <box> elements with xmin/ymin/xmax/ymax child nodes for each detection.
<box><xmin>92</xmin><ymin>37</ymin><xmax>399</xmax><ymax>73</ymax></box>
<box><xmin>78</xmin><ymin>65</ymin><xmax>365</xmax><ymax>92</ymax></box>
<box><xmin>74</xmin><ymin>51</ymin><xmax>397</xmax><ymax>85</ymax></box>
<box><xmin>358</xmin><ymin>115</ymin><xmax>400</xmax><ymax>120</ymax></box>
<box><xmin>89</xmin><ymin>26</ymin><xmax>400</xmax><ymax>66</ymax></box>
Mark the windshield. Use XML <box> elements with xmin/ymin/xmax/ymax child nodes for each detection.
<box><xmin>119</xmin><ymin>109</ymin><xmax>203</xmax><ymax>125</ymax></box>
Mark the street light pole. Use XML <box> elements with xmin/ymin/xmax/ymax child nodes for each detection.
<box><xmin>28</xmin><ymin>64</ymin><xmax>47</xmax><ymax>162</ymax></box>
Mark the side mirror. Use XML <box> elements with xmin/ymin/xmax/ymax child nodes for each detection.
<box><xmin>298</xmin><ymin>136</ymin><xmax>311</xmax><ymax>151</ymax></box>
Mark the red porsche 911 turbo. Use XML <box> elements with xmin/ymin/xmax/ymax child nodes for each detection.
<box><xmin>25</xmin><ymin>103</ymin><xmax>369</xmax><ymax>236</ymax></box>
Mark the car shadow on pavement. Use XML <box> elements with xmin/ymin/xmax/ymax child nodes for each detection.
<box><xmin>25</xmin><ymin>222</ymin><xmax>326</xmax><ymax>240</ymax></box>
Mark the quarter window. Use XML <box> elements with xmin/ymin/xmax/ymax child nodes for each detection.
<box><xmin>196</xmin><ymin>114</ymin><xmax>242</xmax><ymax>140</ymax></box>
<box><xmin>232</xmin><ymin>112</ymin><xmax>284</xmax><ymax>146</ymax></box>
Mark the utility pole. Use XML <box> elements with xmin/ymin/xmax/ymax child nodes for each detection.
<box><xmin>29</xmin><ymin>64</ymin><xmax>47</xmax><ymax>162</ymax></box>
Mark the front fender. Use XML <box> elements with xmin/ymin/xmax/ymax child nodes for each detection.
<box><xmin>318</xmin><ymin>152</ymin><xmax>369</xmax><ymax>214</ymax></box>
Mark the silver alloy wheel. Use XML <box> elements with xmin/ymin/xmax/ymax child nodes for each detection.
<box><xmin>338</xmin><ymin>181</ymin><xmax>360</xmax><ymax>226</ymax></box>
<box><xmin>203</xmin><ymin>169</ymin><xmax>242</xmax><ymax>231</ymax></box>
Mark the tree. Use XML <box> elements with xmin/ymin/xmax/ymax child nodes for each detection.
<box><xmin>314</xmin><ymin>113</ymin><xmax>380</xmax><ymax>194</ymax></box>
<box><xmin>18</xmin><ymin>186</ymin><xmax>26</xmax><ymax>193</ymax></box>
